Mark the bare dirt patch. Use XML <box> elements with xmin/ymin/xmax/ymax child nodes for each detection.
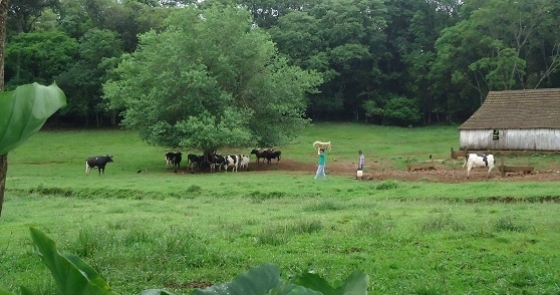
<box><xmin>243</xmin><ymin>159</ymin><xmax>560</xmax><ymax>183</ymax></box>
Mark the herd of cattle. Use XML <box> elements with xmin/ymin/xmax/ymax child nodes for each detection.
<box><xmin>165</xmin><ymin>148</ymin><xmax>281</xmax><ymax>173</ymax></box>
<box><xmin>84</xmin><ymin>147</ymin><xmax>497</xmax><ymax>179</ymax></box>
<box><xmin>85</xmin><ymin>148</ymin><xmax>281</xmax><ymax>175</ymax></box>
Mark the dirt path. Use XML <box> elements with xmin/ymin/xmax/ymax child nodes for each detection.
<box><xmin>244</xmin><ymin>159</ymin><xmax>560</xmax><ymax>183</ymax></box>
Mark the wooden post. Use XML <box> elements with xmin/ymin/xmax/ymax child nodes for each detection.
<box><xmin>501</xmin><ymin>157</ymin><xmax>505</xmax><ymax>177</ymax></box>
<box><xmin>407</xmin><ymin>156</ymin><xmax>411</xmax><ymax>172</ymax></box>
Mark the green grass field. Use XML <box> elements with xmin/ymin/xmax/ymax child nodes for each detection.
<box><xmin>2</xmin><ymin>123</ymin><xmax>560</xmax><ymax>295</ymax></box>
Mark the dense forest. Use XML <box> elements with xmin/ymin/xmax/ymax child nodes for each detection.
<box><xmin>5</xmin><ymin>0</ymin><xmax>560</xmax><ymax>127</ymax></box>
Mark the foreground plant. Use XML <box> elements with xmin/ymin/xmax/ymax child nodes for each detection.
<box><xmin>0</xmin><ymin>228</ymin><xmax>369</xmax><ymax>295</ymax></box>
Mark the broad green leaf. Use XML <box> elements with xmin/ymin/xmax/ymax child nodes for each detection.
<box><xmin>19</xmin><ymin>286</ymin><xmax>35</xmax><ymax>295</ymax></box>
<box><xmin>335</xmin><ymin>271</ymin><xmax>368</xmax><ymax>295</ymax></box>
<box><xmin>0</xmin><ymin>288</ymin><xmax>17</xmax><ymax>295</ymax></box>
<box><xmin>191</xmin><ymin>263</ymin><xmax>282</xmax><ymax>295</ymax></box>
<box><xmin>268</xmin><ymin>284</ymin><xmax>324</xmax><ymax>295</ymax></box>
<box><xmin>292</xmin><ymin>270</ymin><xmax>368</xmax><ymax>295</ymax></box>
<box><xmin>0</xmin><ymin>82</ymin><xmax>66</xmax><ymax>155</ymax></box>
<box><xmin>138</xmin><ymin>290</ymin><xmax>176</xmax><ymax>295</ymax></box>
<box><xmin>291</xmin><ymin>273</ymin><xmax>335</xmax><ymax>295</ymax></box>
<box><xmin>29</xmin><ymin>227</ymin><xmax>118</xmax><ymax>295</ymax></box>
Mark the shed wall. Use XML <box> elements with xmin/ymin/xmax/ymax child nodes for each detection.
<box><xmin>459</xmin><ymin>129</ymin><xmax>560</xmax><ymax>151</ymax></box>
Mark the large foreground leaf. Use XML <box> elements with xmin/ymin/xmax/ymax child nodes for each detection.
<box><xmin>29</xmin><ymin>227</ymin><xmax>118</xmax><ymax>295</ymax></box>
<box><xmin>292</xmin><ymin>270</ymin><xmax>368</xmax><ymax>295</ymax></box>
<box><xmin>268</xmin><ymin>284</ymin><xmax>325</xmax><ymax>295</ymax></box>
<box><xmin>138</xmin><ymin>290</ymin><xmax>176</xmax><ymax>295</ymax></box>
<box><xmin>0</xmin><ymin>82</ymin><xmax>66</xmax><ymax>155</ymax></box>
<box><xmin>192</xmin><ymin>263</ymin><xmax>282</xmax><ymax>295</ymax></box>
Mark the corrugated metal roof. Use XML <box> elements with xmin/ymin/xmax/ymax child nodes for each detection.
<box><xmin>459</xmin><ymin>88</ymin><xmax>560</xmax><ymax>130</ymax></box>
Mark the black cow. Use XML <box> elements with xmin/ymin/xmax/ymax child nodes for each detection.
<box><xmin>165</xmin><ymin>152</ymin><xmax>182</xmax><ymax>172</ymax></box>
<box><xmin>187</xmin><ymin>154</ymin><xmax>204</xmax><ymax>172</ymax></box>
<box><xmin>86</xmin><ymin>155</ymin><xmax>113</xmax><ymax>176</ymax></box>
<box><xmin>250</xmin><ymin>148</ymin><xmax>270</xmax><ymax>163</ymax></box>
<box><xmin>265</xmin><ymin>150</ymin><xmax>281</xmax><ymax>165</ymax></box>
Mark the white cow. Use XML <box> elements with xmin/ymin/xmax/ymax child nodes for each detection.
<box><xmin>313</xmin><ymin>141</ymin><xmax>331</xmax><ymax>155</ymax></box>
<box><xmin>239</xmin><ymin>154</ymin><xmax>250</xmax><ymax>171</ymax></box>
<box><xmin>223</xmin><ymin>155</ymin><xmax>239</xmax><ymax>172</ymax></box>
<box><xmin>465</xmin><ymin>153</ymin><xmax>496</xmax><ymax>179</ymax></box>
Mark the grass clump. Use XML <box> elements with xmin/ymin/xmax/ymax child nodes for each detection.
<box><xmin>421</xmin><ymin>213</ymin><xmax>466</xmax><ymax>232</ymax></box>
<box><xmin>255</xmin><ymin>225</ymin><xmax>290</xmax><ymax>246</ymax></box>
<box><xmin>186</xmin><ymin>185</ymin><xmax>202</xmax><ymax>194</ymax></box>
<box><xmin>353</xmin><ymin>215</ymin><xmax>395</xmax><ymax>235</ymax></box>
<box><xmin>493</xmin><ymin>216</ymin><xmax>527</xmax><ymax>232</ymax></box>
<box><xmin>375</xmin><ymin>180</ymin><xmax>400</xmax><ymax>190</ymax></box>
<box><xmin>254</xmin><ymin>219</ymin><xmax>323</xmax><ymax>246</ymax></box>
<box><xmin>303</xmin><ymin>199</ymin><xmax>346</xmax><ymax>212</ymax></box>
<box><xmin>247</xmin><ymin>191</ymin><xmax>287</xmax><ymax>203</ymax></box>
<box><xmin>292</xmin><ymin>219</ymin><xmax>323</xmax><ymax>234</ymax></box>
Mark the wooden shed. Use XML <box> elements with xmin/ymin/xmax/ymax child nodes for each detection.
<box><xmin>459</xmin><ymin>88</ymin><xmax>560</xmax><ymax>151</ymax></box>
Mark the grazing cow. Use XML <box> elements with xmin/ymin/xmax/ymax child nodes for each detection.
<box><xmin>250</xmin><ymin>148</ymin><xmax>270</xmax><ymax>163</ymax></box>
<box><xmin>465</xmin><ymin>153</ymin><xmax>496</xmax><ymax>179</ymax></box>
<box><xmin>86</xmin><ymin>155</ymin><xmax>113</xmax><ymax>176</ymax></box>
<box><xmin>265</xmin><ymin>150</ymin><xmax>281</xmax><ymax>165</ymax></box>
<box><xmin>239</xmin><ymin>154</ymin><xmax>250</xmax><ymax>171</ymax></box>
<box><xmin>165</xmin><ymin>152</ymin><xmax>182</xmax><ymax>172</ymax></box>
<box><xmin>223</xmin><ymin>155</ymin><xmax>239</xmax><ymax>172</ymax></box>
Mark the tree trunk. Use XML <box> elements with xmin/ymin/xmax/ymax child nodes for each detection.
<box><xmin>0</xmin><ymin>0</ymin><xmax>8</xmax><ymax>217</ymax></box>
<box><xmin>0</xmin><ymin>155</ymin><xmax>6</xmax><ymax>217</ymax></box>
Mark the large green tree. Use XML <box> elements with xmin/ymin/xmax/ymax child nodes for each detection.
<box><xmin>104</xmin><ymin>4</ymin><xmax>321</xmax><ymax>155</ymax></box>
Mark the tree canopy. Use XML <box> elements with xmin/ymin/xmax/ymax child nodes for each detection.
<box><xmin>6</xmin><ymin>0</ymin><xmax>560</xmax><ymax>127</ymax></box>
<box><xmin>103</xmin><ymin>4</ymin><xmax>322</xmax><ymax>152</ymax></box>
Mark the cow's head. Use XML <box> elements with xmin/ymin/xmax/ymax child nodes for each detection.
<box><xmin>214</xmin><ymin>154</ymin><xmax>225</xmax><ymax>163</ymax></box>
<box><xmin>106</xmin><ymin>155</ymin><xmax>114</xmax><ymax>162</ymax></box>
<box><xmin>250</xmin><ymin>149</ymin><xmax>258</xmax><ymax>155</ymax></box>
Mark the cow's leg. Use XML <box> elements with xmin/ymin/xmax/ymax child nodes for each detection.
<box><xmin>85</xmin><ymin>162</ymin><xmax>90</xmax><ymax>176</ymax></box>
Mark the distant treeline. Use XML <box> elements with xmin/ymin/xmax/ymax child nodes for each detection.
<box><xmin>6</xmin><ymin>0</ymin><xmax>560</xmax><ymax>127</ymax></box>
